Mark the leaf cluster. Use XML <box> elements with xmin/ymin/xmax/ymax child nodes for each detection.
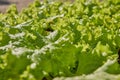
<box><xmin>0</xmin><ymin>0</ymin><xmax>120</xmax><ymax>80</ymax></box>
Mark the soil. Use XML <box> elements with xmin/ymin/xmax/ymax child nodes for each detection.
<box><xmin>0</xmin><ymin>0</ymin><xmax>34</xmax><ymax>13</ymax></box>
<box><xmin>0</xmin><ymin>0</ymin><xmax>74</xmax><ymax>13</ymax></box>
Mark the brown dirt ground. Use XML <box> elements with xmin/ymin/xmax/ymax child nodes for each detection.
<box><xmin>0</xmin><ymin>0</ymin><xmax>74</xmax><ymax>13</ymax></box>
<box><xmin>0</xmin><ymin>0</ymin><xmax>34</xmax><ymax>13</ymax></box>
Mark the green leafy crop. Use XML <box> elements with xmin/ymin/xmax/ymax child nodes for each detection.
<box><xmin>0</xmin><ymin>0</ymin><xmax>120</xmax><ymax>80</ymax></box>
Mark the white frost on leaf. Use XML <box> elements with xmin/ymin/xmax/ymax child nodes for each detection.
<box><xmin>30</xmin><ymin>63</ymin><xmax>37</xmax><ymax>69</ymax></box>
<box><xmin>9</xmin><ymin>32</ymin><xmax>25</xmax><ymax>39</ymax></box>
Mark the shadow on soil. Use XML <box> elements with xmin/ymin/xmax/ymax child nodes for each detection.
<box><xmin>0</xmin><ymin>0</ymin><xmax>17</xmax><ymax>5</ymax></box>
<box><xmin>0</xmin><ymin>0</ymin><xmax>11</xmax><ymax>5</ymax></box>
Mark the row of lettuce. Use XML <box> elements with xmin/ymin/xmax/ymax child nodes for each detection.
<box><xmin>0</xmin><ymin>0</ymin><xmax>120</xmax><ymax>80</ymax></box>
